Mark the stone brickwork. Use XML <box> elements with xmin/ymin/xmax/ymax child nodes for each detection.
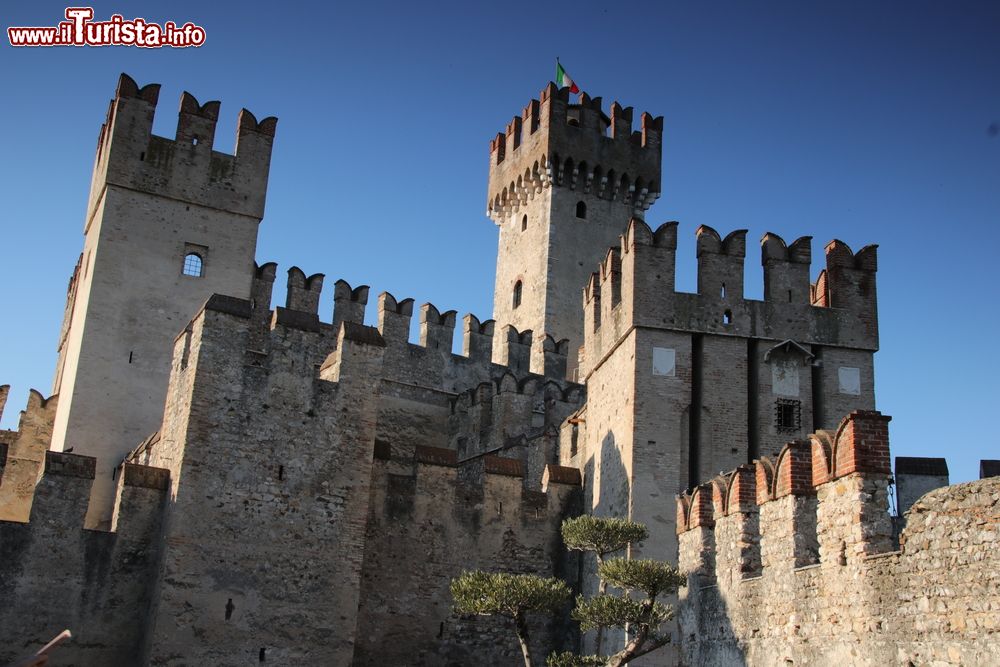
<box><xmin>0</xmin><ymin>391</ymin><xmax>58</xmax><ymax>521</ymax></box>
<box><xmin>567</xmin><ymin>217</ymin><xmax>879</xmax><ymax>659</ymax></box>
<box><xmin>0</xmin><ymin>446</ymin><xmax>168</xmax><ymax>666</ymax></box>
<box><xmin>50</xmin><ymin>73</ymin><xmax>277</xmax><ymax>528</ymax></box>
<box><xmin>576</xmin><ymin>217</ymin><xmax>878</xmax><ymax>548</ymax></box>
<box><xmin>355</xmin><ymin>454</ymin><xmax>581</xmax><ymax>665</ymax></box>
<box><xmin>488</xmin><ymin>85</ymin><xmax>663</xmax><ymax>375</ymax></box>
<box><xmin>136</xmin><ymin>296</ymin><xmax>386</xmax><ymax>665</ymax></box>
<box><xmin>676</xmin><ymin>411</ymin><xmax>1000</xmax><ymax>666</ymax></box>
<box><xmin>9</xmin><ymin>73</ymin><xmax>988</xmax><ymax>667</ymax></box>
<box><xmin>122</xmin><ymin>261</ymin><xmax>578</xmax><ymax>664</ymax></box>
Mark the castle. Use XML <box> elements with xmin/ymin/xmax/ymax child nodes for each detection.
<box><xmin>0</xmin><ymin>73</ymin><xmax>996</xmax><ymax>666</ymax></box>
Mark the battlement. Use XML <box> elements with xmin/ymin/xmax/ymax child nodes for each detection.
<box><xmin>86</xmin><ymin>73</ymin><xmax>277</xmax><ymax>227</ymax></box>
<box><xmin>447</xmin><ymin>368</ymin><xmax>582</xmax><ymax>491</ymax></box>
<box><xmin>360</xmin><ymin>443</ymin><xmax>581</xmax><ymax>665</ymax></box>
<box><xmin>0</xmin><ymin>444</ymin><xmax>168</xmax><ymax>665</ymax></box>
<box><xmin>676</xmin><ymin>410</ymin><xmax>893</xmax><ymax>573</ymax></box>
<box><xmin>676</xmin><ymin>412</ymin><xmax>1000</xmax><ymax>666</ymax></box>
<box><xmin>581</xmin><ymin>219</ymin><xmax>880</xmax><ymax>376</ymax></box>
<box><xmin>486</xmin><ymin>84</ymin><xmax>662</xmax><ymax>222</ymax></box>
<box><xmin>448</xmin><ymin>373</ymin><xmax>583</xmax><ymax>465</ymax></box>
<box><xmin>186</xmin><ymin>263</ymin><xmax>578</xmax><ymax>399</ymax></box>
<box><xmin>0</xmin><ymin>439</ymin><xmax>168</xmax><ymax>531</ymax></box>
<box><xmin>372</xmin><ymin>443</ymin><xmax>579</xmax><ymax>523</ymax></box>
<box><xmin>0</xmin><ymin>388</ymin><xmax>59</xmax><ymax>522</ymax></box>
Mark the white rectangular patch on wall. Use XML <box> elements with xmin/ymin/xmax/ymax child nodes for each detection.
<box><xmin>771</xmin><ymin>360</ymin><xmax>800</xmax><ymax>397</ymax></box>
<box><xmin>652</xmin><ymin>347</ymin><xmax>676</xmax><ymax>377</ymax></box>
<box><xmin>838</xmin><ymin>366</ymin><xmax>861</xmax><ymax>395</ymax></box>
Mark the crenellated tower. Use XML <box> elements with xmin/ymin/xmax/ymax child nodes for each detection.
<box><xmin>561</xmin><ymin>218</ymin><xmax>880</xmax><ymax>579</ymax></box>
<box><xmin>49</xmin><ymin>73</ymin><xmax>277</xmax><ymax>528</ymax></box>
<box><xmin>487</xmin><ymin>84</ymin><xmax>662</xmax><ymax>377</ymax></box>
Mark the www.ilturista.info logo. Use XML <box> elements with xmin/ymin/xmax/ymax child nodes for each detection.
<box><xmin>8</xmin><ymin>7</ymin><xmax>206</xmax><ymax>48</ymax></box>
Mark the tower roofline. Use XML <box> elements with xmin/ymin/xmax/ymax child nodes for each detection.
<box><xmin>486</xmin><ymin>82</ymin><xmax>663</xmax><ymax>223</ymax></box>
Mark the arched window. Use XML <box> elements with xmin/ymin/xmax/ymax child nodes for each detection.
<box><xmin>576</xmin><ymin>201</ymin><xmax>587</xmax><ymax>219</ymax></box>
<box><xmin>521</xmin><ymin>214</ymin><xmax>528</xmax><ymax>232</ymax></box>
<box><xmin>513</xmin><ymin>281</ymin><xmax>523</xmax><ymax>309</ymax></box>
<box><xmin>182</xmin><ymin>253</ymin><xmax>203</xmax><ymax>277</ymax></box>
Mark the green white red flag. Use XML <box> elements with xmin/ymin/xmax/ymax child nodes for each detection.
<box><xmin>556</xmin><ymin>61</ymin><xmax>579</xmax><ymax>94</ymax></box>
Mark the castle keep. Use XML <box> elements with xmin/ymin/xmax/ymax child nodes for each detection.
<box><xmin>48</xmin><ymin>76</ymin><xmax>276</xmax><ymax>529</ymax></box>
<box><xmin>0</xmin><ymin>74</ymin><xmax>996</xmax><ymax>666</ymax></box>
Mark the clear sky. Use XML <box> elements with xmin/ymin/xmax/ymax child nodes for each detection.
<box><xmin>1</xmin><ymin>2</ymin><xmax>997</xmax><ymax>482</ymax></box>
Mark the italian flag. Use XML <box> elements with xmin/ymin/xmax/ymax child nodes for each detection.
<box><xmin>556</xmin><ymin>61</ymin><xmax>579</xmax><ymax>94</ymax></box>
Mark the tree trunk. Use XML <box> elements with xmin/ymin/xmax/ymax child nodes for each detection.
<box><xmin>605</xmin><ymin>598</ymin><xmax>670</xmax><ymax>667</ymax></box>
<box><xmin>514</xmin><ymin>611</ymin><xmax>534</xmax><ymax>667</ymax></box>
<box><xmin>595</xmin><ymin>554</ymin><xmax>606</xmax><ymax>656</ymax></box>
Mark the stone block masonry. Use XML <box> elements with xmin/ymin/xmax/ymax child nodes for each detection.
<box><xmin>9</xmin><ymin>72</ymin><xmax>985</xmax><ymax>667</ymax></box>
<box><xmin>488</xmin><ymin>84</ymin><xmax>663</xmax><ymax>376</ymax></box>
<box><xmin>49</xmin><ymin>73</ymin><xmax>278</xmax><ymax>529</ymax></box>
<box><xmin>0</xmin><ymin>391</ymin><xmax>58</xmax><ymax>522</ymax></box>
<box><xmin>0</xmin><ymin>445</ymin><xmax>168</xmax><ymax>666</ymax></box>
<box><xmin>122</xmin><ymin>262</ymin><xmax>582</xmax><ymax>664</ymax></box>
<box><xmin>676</xmin><ymin>411</ymin><xmax>1000</xmax><ymax>666</ymax></box>
<box><xmin>355</xmin><ymin>453</ymin><xmax>582</xmax><ymax>665</ymax></box>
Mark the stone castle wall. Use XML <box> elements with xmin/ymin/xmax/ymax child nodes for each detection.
<box><xmin>0</xmin><ymin>446</ymin><xmax>168</xmax><ymax>667</ymax></box>
<box><xmin>676</xmin><ymin>411</ymin><xmax>1000</xmax><ymax>666</ymax></box>
<box><xmin>576</xmin><ymin>218</ymin><xmax>879</xmax><ymax>551</ymax></box>
<box><xmin>50</xmin><ymin>74</ymin><xmax>277</xmax><ymax>528</ymax></box>
<box><xmin>116</xmin><ymin>265</ymin><xmax>581</xmax><ymax>664</ymax></box>
<box><xmin>355</xmin><ymin>453</ymin><xmax>581</xmax><ymax>665</ymax></box>
<box><xmin>9</xmin><ymin>72</ymin><xmax>994</xmax><ymax>667</ymax></box>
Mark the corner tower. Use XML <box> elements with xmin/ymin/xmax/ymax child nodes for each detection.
<box><xmin>487</xmin><ymin>84</ymin><xmax>662</xmax><ymax>377</ymax></box>
<box><xmin>49</xmin><ymin>73</ymin><xmax>277</xmax><ymax>527</ymax></box>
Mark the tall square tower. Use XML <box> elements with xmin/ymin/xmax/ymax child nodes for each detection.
<box><xmin>49</xmin><ymin>74</ymin><xmax>277</xmax><ymax>527</ymax></box>
<box><xmin>487</xmin><ymin>84</ymin><xmax>662</xmax><ymax>377</ymax></box>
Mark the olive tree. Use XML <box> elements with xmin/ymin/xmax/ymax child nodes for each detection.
<box><xmin>548</xmin><ymin>516</ymin><xmax>684</xmax><ymax>667</ymax></box>
<box><xmin>449</xmin><ymin>517</ymin><xmax>682</xmax><ymax>667</ymax></box>
<box><xmin>450</xmin><ymin>571</ymin><xmax>571</xmax><ymax>667</ymax></box>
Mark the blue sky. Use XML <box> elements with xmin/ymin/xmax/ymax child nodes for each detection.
<box><xmin>1</xmin><ymin>1</ymin><xmax>997</xmax><ymax>482</ymax></box>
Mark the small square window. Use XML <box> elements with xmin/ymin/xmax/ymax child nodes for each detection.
<box><xmin>775</xmin><ymin>398</ymin><xmax>801</xmax><ymax>432</ymax></box>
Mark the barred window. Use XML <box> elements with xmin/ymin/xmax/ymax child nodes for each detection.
<box><xmin>775</xmin><ymin>398</ymin><xmax>801</xmax><ymax>432</ymax></box>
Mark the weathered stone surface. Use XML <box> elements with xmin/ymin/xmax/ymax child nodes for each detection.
<box><xmin>677</xmin><ymin>414</ymin><xmax>1000</xmax><ymax>666</ymax></box>
<box><xmin>3</xmin><ymin>72</ymin><xmax>982</xmax><ymax>667</ymax></box>
<box><xmin>0</xmin><ymin>391</ymin><xmax>58</xmax><ymax>522</ymax></box>
<box><xmin>0</xmin><ymin>451</ymin><xmax>168</xmax><ymax>666</ymax></box>
<box><xmin>49</xmin><ymin>73</ymin><xmax>276</xmax><ymax>529</ymax></box>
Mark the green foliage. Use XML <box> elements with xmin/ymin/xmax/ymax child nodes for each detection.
<box><xmin>450</xmin><ymin>571</ymin><xmax>571</xmax><ymax>619</ymax></box>
<box><xmin>546</xmin><ymin>651</ymin><xmax>609</xmax><ymax>666</ymax></box>
<box><xmin>452</xmin><ymin>519</ymin><xmax>678</xmax><ymax>667</ymax></box>
<box><xmin>561</xmin><ymin>516</ymin><xmax>648</xmax><ymax>556</ymax></box>
<box><xmin>597</xmin><ymin>558</ymin><xmax>685</xmax><ymax>599</ymax></box>
<box><xmin>571</xmin><ymin>594</ymin><xmax>673</xmax><ymax>632</ymax></box>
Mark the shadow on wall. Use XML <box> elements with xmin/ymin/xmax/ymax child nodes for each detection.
<box><xmin>676</xmin><ymin>555</ymin><xmax>746</xmax><ymax>666</ymax></box>
<box><xmin>594</xmin><ymin>431</ymin><xmax>630</xmax><ymax>519</ymax></box>
<box><xmin>577</xmin><ymin>431</ymin><xmax>633</xmax><ymax>657</ymax></box>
